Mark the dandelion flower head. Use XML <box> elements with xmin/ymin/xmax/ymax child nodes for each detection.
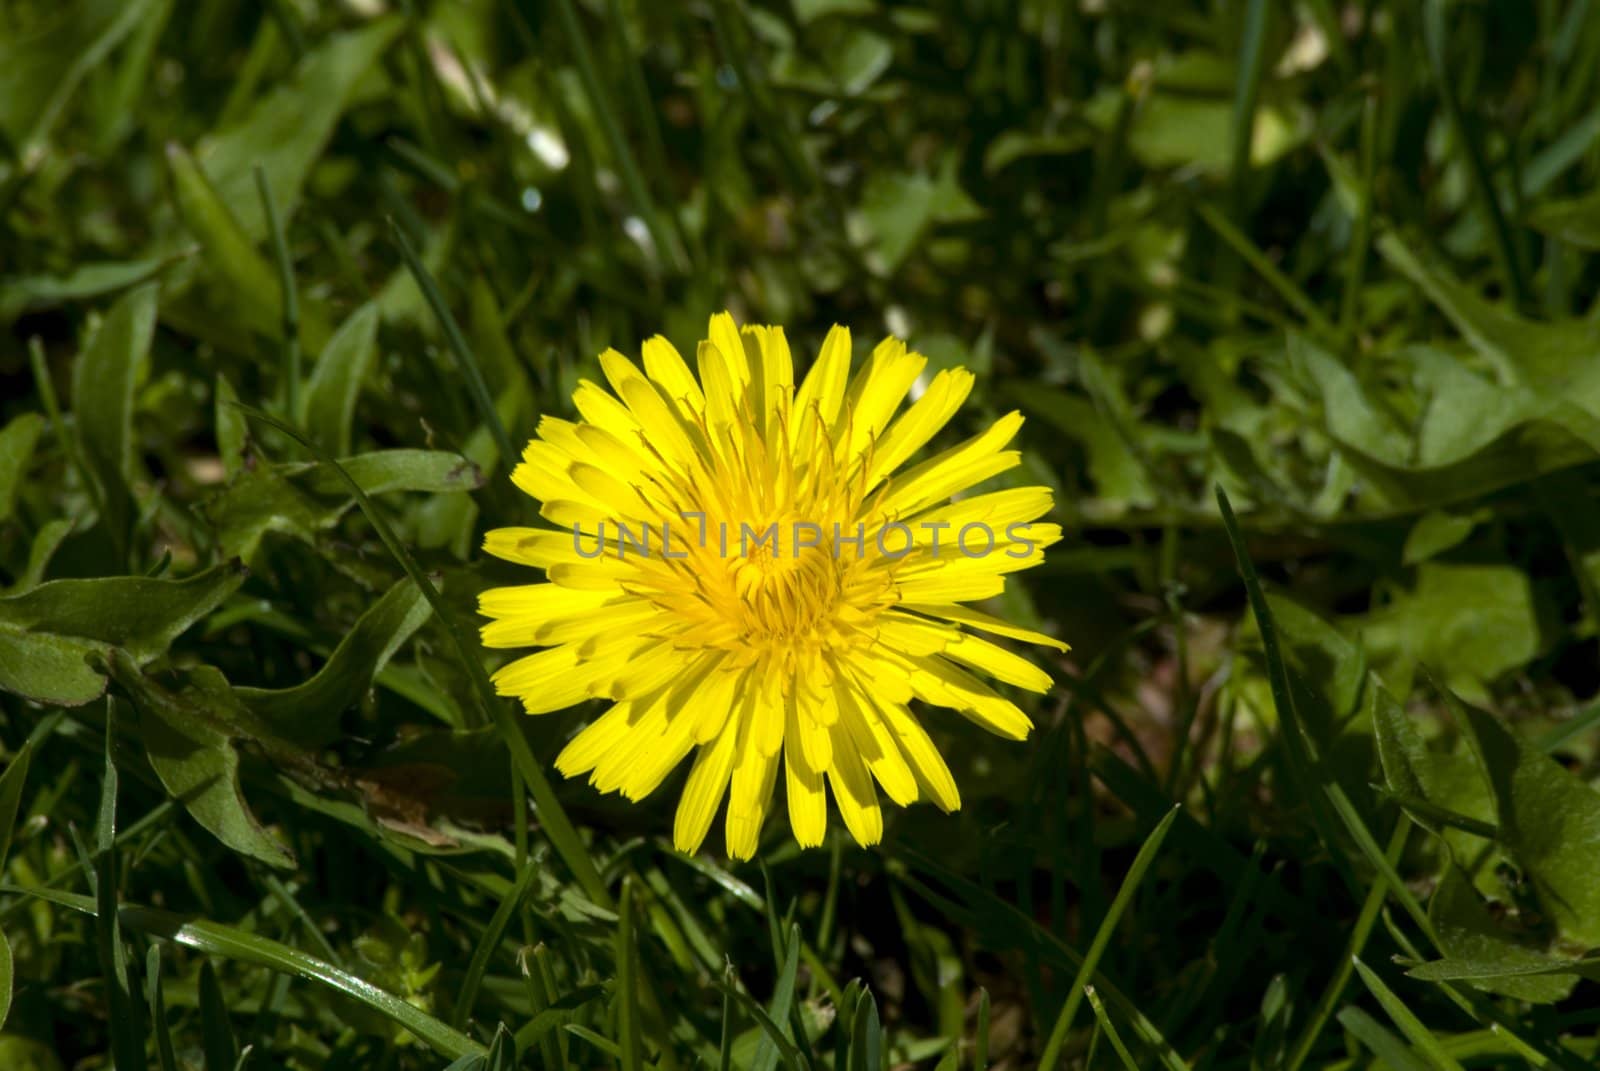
<box><xmin>479</xmin><ymin>313</ymin><xmax>1064</xmax><ymax>858</ymax></box>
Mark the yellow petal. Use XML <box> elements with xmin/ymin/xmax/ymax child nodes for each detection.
<box><xmin>792</xmin><ymin>324</ymin><xmax>851</xmax><ymax>444</ymax></box>
<box><xmin>944</xmin><ymin>633</ymin><xmax>1054</xmax><ymax>692</ymax></box>
<box><xmin>865</xmin><ymin>368</ymin><xmax>974</xmax><ymax>487</ymax></box>
<box><xmin>826</xmin><ymin>720</ymin><xmax>882</xmax><ymax>847</ymax></box>
<box><xmin>555</xmin><ymin>702</ymin><xmax>635</xmax><ymax>778</ymax></box>
<box><xmin>880</xmin><ymin>411</ymin><xmax>1024</xmax><ymax>517</ymax></box>
<box><xmin>876</xmin><ymin>701</ymin><xmax>960</xmax><ymax>812</ymax></box>
<box><xmin>837</xmin><ymin>684</ymin><xmax>917</xmax><ymax>806</ymax></box>
<box><xmin>642</xmin><ymin>334</ymin><xmax>705</xmax><ymax>413</ymax></box>
<box><xmin>784</xmin><ymin>701</ymin><xmax>827</xmax><ymax>848</ymax></box>
<box><xmin>725</xmin><ymin>718</ymin><xmax>779</xmax><ymax>860</ymax></box>
<box><xmin>899</xmin><ymin>602</ymin><xmax>1069</xmax><ymax>651</ymax></box>
<box><xmin>844</xmin><ymin>337</ymin><xmax>925</xmax><ymax>459</ymax></box>
<box><xmin>673</xmin><ymin>715</ymin><xmax>739</xmax><ymax>854</ymax></box>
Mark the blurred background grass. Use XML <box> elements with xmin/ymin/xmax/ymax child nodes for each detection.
<box><xmin>6</xmin><ymin>0</ymin><xmax>1600</xmax><ymax>1068</ymax></box>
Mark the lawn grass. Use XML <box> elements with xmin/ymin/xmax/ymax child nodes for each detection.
<box><xmin>5</xmin><ymin>1</ymin><xmax>1600</xmax><ymax>1068</ymax></box>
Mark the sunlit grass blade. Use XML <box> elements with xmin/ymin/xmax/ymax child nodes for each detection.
<box><xmin>1083</xmin><ymin>986</ymin><xmax>1143</xmax><ymax>1071</ymax></box>
<box><xmin>124</xmin><ymin>903</ymin><xmax>486</xmax><ymax>1059</ymax></box>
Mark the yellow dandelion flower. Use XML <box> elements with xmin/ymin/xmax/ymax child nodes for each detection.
<box><xmin>479</xmin><ymin>312</ymin><xmax>1065</xmax><ymax>859</ymax></box>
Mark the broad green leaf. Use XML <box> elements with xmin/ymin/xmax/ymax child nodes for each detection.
<box><xmin>1007</xmin><ymin>385</ymin><xmax>1157</xmax><ymax>513</ymax></box>
<box><xmin>203</xmin><ymin>450</ymin><xmax>482</xmax><ymax>560</ymax></box>
<box><xmin>0</xmin><ymin>1038</ymin><xmax>61</xmax><ymax>1071</ymax></box>
<box><xmin>0</xmin><ymin>630</ymin><xmax>107</xmax><ymax>706</ymax></box>
<box><xmin>0</xmin><ymin>930</ymin><xmax>11</xmax><ymax>1029</ymax></box>
<box><xmin>1082</xmin><ymin>81</ymin><xmax>1304</xmax><ymax>173</ymax></box>
<box><xmin>237</xmin><ymin>578</ymin><xmax>430</xmax><ymax>747</ymax></box>
<box><xmin>1378</xmin><ymin>233</ymin><xmax>1600</xmax><ymax>405</ymax></box>
<box><xmin>72</xmin><ymin>282</ymin><xmax>158</xmax><ymax>546</ymax></box>
<box><xmin>0</xmin><ymin>413</ymin><xmax>45</xmax><ymax>523</ymax></box>
<box><xmin>1428</xmin><ymin>865</ymin><xmax>1580</xmax><ymax>1003</ymax></box>
<box><xmin>0</xmin><ymin>254</ymin><xmax>184</xmax><ymax>324</ymax></box>
<box><xmin>1448</xmin><ymin>688</ymin><xmax>1600</xmax><ymax>949</ymax></box>
<box><xmin>214</xmin><ymin>375</ymin><xmax>247</xmax><ymax>479</ymax></box>
<box><xmin>1402</xmin><ymin>511</ymin><xmax>1478</xmax><ymax>565</ymax></box>
<box><xmin>982</xmin><ymin>129</ymin><xmax>1096</xmax><ymax>175</ymax></box>
<box><xmin>858</xmin><ymin>157</ymin><xmax>981</xmax><ymax>273</ymax></box>
<box><xmin>1527</xmin><ymin>188</ymin><xmax>1600</xmax><ymax>250</ymax></box>
<box><xmin>1289</xmin><ymin>334</ymin><xmax>1600</xmax><ymax>512</ymax></box>
<box><xmin>0</xmin><ymin>0</ymin><xmax>151</xmax><ymax>159</ymax></box>
<box><xmin>106</xmin><ymin>652</ymin><xmax>295</xmax><ymax>870</ymax></box>
<box><xmin>196</xmin><ymin>18</ymin><xmax>403</xmax><ymax>240</ymax></box>
<box><xmin>166</xmin><ymin>142</ymin><xmax>331</xmax><ymax>352</ymax></box>
<box><xmin>1363</xmin><ymin>564</ymin><xmax>1539</xmax><ymax>699</ymax></box>
<box><xmin>0</xmin><ymin>562</ymin><xmax>246</xmax><ymax>705</ymax></box>
<box><xmin>1372</xmin><ymin>686</ymin><xmax>1495</xmax><ymax>847</ymax></box>
<box><xmin>1</xmin><ymin>519</ymin><xmax>74</xmax><ymax>595</ymax></box>
<box><xmin>301</xmin><ymin>302</ymin><xmax>380</xmax><ymax>457</ymax></box>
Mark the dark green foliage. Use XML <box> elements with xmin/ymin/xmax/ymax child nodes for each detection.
<box><xmin>5</xmin><ymin>1</ymin><xmax>1600</xmax><ymax>1068</ymax></box>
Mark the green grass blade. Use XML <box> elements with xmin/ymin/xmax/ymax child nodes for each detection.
<box><xmin>0</xmin><ymin>741</ymin><xmax>31</xmax><ymax>872</ymax></box>
<box><xmin>1196</xmin><ymin>203</ymin><xmax>1336</xmax><ymax>339</ymax></box>
<box><xmin>616</xmin><ymin>876</ymin><xmax>643</xmax><ymax>1071</ymax></box>
<box><xmin>752</xmin><ymin>922</ymin><xmax>801</xmax><ymax>1071</ymax></box>
<box><xmin>1285</xmin><ymin>819</ymin><xmax>1410</xmax><ymax>1071</ymax></box>
<box><xmin>253</xmin><ymin>164</ymin><xmax>300</xmax><ymax>418</ymax></box>
<box><xmin>549</xmin><ymin>0</ymin><xmax>682</xmax><ymax>271</ymax></box>
<box><xmin>147</xmin><ymin>945</ymin><xmax>179</xmax><ymax>1071</ymax></box>
<box><xmin>124</xmin><ymin>904</ymin><xmax>485</xmax><ymax>1059</ymax></box>
<box><xmin>388</xmin><ymin>220</ymin><xmax>514</xmax><ymax>467</ymax></box>
<box><xmin>199</xmin><ymin>958</ymin><xmax>239</xmax><ymax>1071</ymax></box>
<box><xmin>452</xmin><ymin>855</ymin><xmax>538</xmax><ymax>1030</ymax></box>
<box><xmin>94</xmin><ymin>699</ymin><xmax>145</xmax><ymax>1071</ymax></box>
<box><xmin>1421</xmin><ymin>0</ymin><xmax>1529</xmax><ymax>305</ymax></box>
<box><xmin>1083</xmin><ymin>986</ymin><xmax>1142</xmax><ymax>1071</ymax></box>
<box><xmin>976</xmin><ymin>987</ymin><xmax>990</xmax><ymax>1071</ymax></box>
<box><xmin>232</xmin><ymin>403</ymin><xmax>610</xmax><ymax>909</ymax></box>
<box><xmin>1337</xmin><ymin>1006</ymin><xmax>1433</xmax><ymax>1071</ymax></box>
<box><xmin>1228</xmin><ymin>0</ymin><xmax>1269</xmax><ymax>214</ymax></box>
<box><xmin>1038</xmin><ymin>805</ymin><xmax>1180</xmax><ymax>1069</ymax></box>
<box><xmin>1353</xmin><ymin>957</ymin><xmax>1468</xmax><ymax>1071</ymax></box>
